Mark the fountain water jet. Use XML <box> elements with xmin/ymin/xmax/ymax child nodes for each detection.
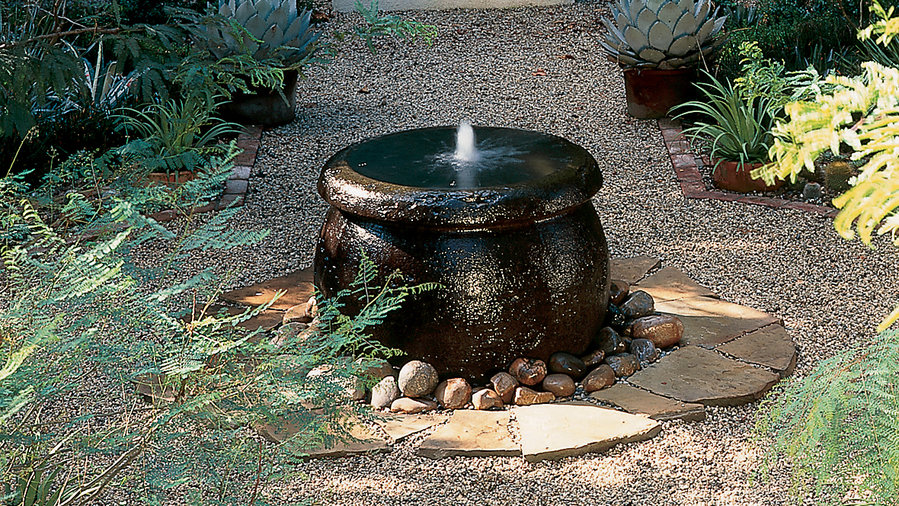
<box><xmin>314</xmin><ymin>125</ymin><xmax>610</xmax><ymax>380</ymax></box>
<box><xmin>453</xmin><ymin>120</ymin><xmax>480</xmax><ymax>163</ymax></box>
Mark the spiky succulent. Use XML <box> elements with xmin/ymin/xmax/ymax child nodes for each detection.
<box><xmin>202</xmin><ymin>0</ymin><xmax>319</xmax><ymax>65</ymax></box>
<box><xmin>600</xmin><ymin>0</ymin><xmax>727</xmax><ymax>69</ymax></box>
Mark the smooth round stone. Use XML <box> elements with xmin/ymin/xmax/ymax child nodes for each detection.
<box><xmin>631</xmin><ymin>314</ymin><xmax>684</xmax><ymax>348</ymax></box>
<box><xmin>434</xmin><ymin>378</ymin><xmax>472</xmax><ymax>409</ymax></box>
<box><xmin>630</xmin><ymin>338</ymin><xmax>660</xmax><ymax>365</ymax></box>
<box><xmin>513</xmin><ymin>386</ymin><xmax>555</xmax><ymax>406</ymax></box>
<box><xmin>472</xmin><ymin>388</ymin><xmax>503</xmax><ymax>410</ymax></box>
<box><xmin>371</xmin><ymin>376</ymin><xmax>401</xmax><ymax>409</ymax></box>
<box><xmin>397</xmin><ymin>360</ymin><xmax>439</xmax><ymax>397</ymax></box>
<box><xmin>595</xmin><ymin>327</ymin><xmax>627</xmax><ymax>356</ymax></box>
<box><xmin>605</xmin><ymin>353</ymin><xmax>640</xmax><ymax>377</ymax></box>
<box><xmin>490</xmin><ymin>372</ymin><xmax>519</xmax><ymax>403</ymax></box>
<box><xmin>390</xmin><ymin>397</ymin><xmax>438</xmax><ymax>414</ymax></box>
<box><xmin>356</xmin><ymin>358</ymin><xmax>397</xmax><ymax>381</ymax></box>
<box><xmin>609</xmin><ymin>279</ymin><xmax>630</xmax><ymax>306</ymax></box>
<box><xmin>604</xmin><ymin>303</ymin><xmax>627</xmax><ymax>329</ymax></box>
<box><xmin>542</xmin><ymin>373</ymin><xmax>576</xmax><ymax>397</ymax></box>
<box><xmin>581</xmin><ymin>349</ymin><xmax>606</xmax><ymax>368</ymax></box>
<box><xmin>620</xmin><ymin>290</ymin><xmax>654</xmax><ymax>319</ymax></box>
<box><xmin>548</xmin><ymin>352</ymin><xmax>586</xmax><ymax>379</ymax></box>
<box><xmin>582</xmin><ymin>364</ymin><xmax>616</xmax><ymax>392</ymax></box>
<box><xmin>509</xmin><ymin>358</ymin><xmax>547</xmax><ymax>386</ymax></box>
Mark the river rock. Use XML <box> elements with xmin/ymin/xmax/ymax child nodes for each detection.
<box><xmin>509</xmin><ymin>358</ymin><xmax>547</xmax><ymax>386</ymax></box>
<box><xmin>609</xmin><ymin>279</ymin><xmax>630</xmax><ymax>305</ymax></box>
<box><xmin>581</xmin><ymin>349</ymin><xmax>606</xmax><ymax>368</ymax></box>
<box><xmin>397</xmin><ymin>360</ymin><xmax>439</xmax><ymax>397</ymax></box>
<box><xmin>606</xmin><ymin>354</ymin><xmax>640</xmax><ymax>377</ymax></box>
<box><xmin>514</xmin><ymin>386</ymin><xmax>555</xmax><ymax>406</ymax></box>
<box><xmin>582</xmin><ymin>364</ymin><xmax>616</xmax><ymax>392</ymax></box>
<box><xmin>542</xmin><ymin>374</ymin><xmax>576</xmax><ymax>397</ymax></box>
<box><xmin>371</xmin><ymin>376</ymin><xmax>401</xmax><ymax>409</ymax></box>
<box><xmin>472</xmin><ymin>388</ymin><xmax>503</xmax><ymax>410</ymax></box>
<box><xmin>631</xmin><ymin>314</ymin><xmax>684</xmax><ymax>348</ymax></box>
<box><xmin>390</xmin><ymin>397</ymin><xmax>438</xmax><ymax>414</ymax></box>
<box><xmin>356</xmin><ymin>358</ymin><xmax>397</xmax><ymax>381</ymax></box>
<box><xmin>595</xmin><ymin>327</ymin><xmax>627</xmax><ymax>355</ymax></box>
<box><xmin>548</xmin><ymin>352</ymin><xmax>586</xmax><ymax>379</ymax></box>
<box><xmin>490</xmin><ymin>372</ymin><xmax>519</xmax><ymax>403</ymax></box>
<box><xmin>630</xmin><ymin>338</ymin><xmax>660</xmax><ymax>365</ymax></box>
<box><xmin>604</xmin><ymin>303</ymin><xmax>627</xmax><ymax>328</ymax></box>
<box><xmin>435</xmin><ymin>378</ymin><xmax>472</xmax><ymax>409</ymax></box>
<box><xmin>620</xmin><ymin>290</ymin><xmax>654</xmax><ymax>319</ymax></box>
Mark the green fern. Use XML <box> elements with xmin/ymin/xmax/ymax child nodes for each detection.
<box><xmin>757</xmin><ymin>329</ymin><xmax>899</xmax><ymax>504</ymax></box>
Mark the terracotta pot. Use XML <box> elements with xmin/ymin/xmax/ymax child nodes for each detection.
<box><xmin>219</xmin><ymin>70</ymin><xmax>299</xmax><ymax>127</ymax></box>
<box><xmin>623</xmin><ymin>67</ymin><xmax>697</xmax><ymax>119</ymax></box>
<box><xmin>712</xmin><ymin>159</ymin><xmax>783</xmax><ymax>193</ymax></box>
<box><xmin>147</xmin><ymin>170</ymin><xmax>196</xmax><ymax>185</ymax></box>
<box><xmin>314</xmin><ymin>127</ymin><xmax>611</xmax><ymax>381</ymax></box>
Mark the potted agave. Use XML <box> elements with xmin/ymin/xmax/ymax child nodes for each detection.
<box><xmin>198</xmin><ymin>0</ymin><xmax>320</xmax><ymax>126</ymax></box>
<box><xmin>600</xmin><ymin>0</ymin><xmax>727</xmax><ymax>118</ymax></box>
<box><xmin>672</xmin><ymin>73</ymin><xmax>783</xmax><ymax>193</ymax></box>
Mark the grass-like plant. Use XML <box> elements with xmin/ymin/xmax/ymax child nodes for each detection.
<box><xmin>673</xmin><ymin>72</ymin><xmax>776</xmax><ymax>166</ymax></box>
<box><xmin>118</xmin><ymin>96</ymin><xmax>243</xmax><ymax>174</ymax></box>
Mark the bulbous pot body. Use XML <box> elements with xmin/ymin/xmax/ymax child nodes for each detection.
<box><xmin>219</xmin><ymin>70</ymin><xmax>298</xmax><ymax>127</ymax></box>
<box><xmin>313</xmin><ymin>127</ymin><xmax>610</xmax><ymax>381</ymax></box>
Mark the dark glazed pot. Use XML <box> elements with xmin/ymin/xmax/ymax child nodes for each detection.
<box><xmin>623</xmin><ymin>67</ymin><xmax>697</xmax><ymax>119</ymax></box>
<box><xmin>219</xmin><ymin>70</ymin><xmax>298</xmax><ymax>127</ymax></box>
<box><xmin>314</xmin><ymin>127</ymin><xmax>610</xmax><ymax>381</ymax></box>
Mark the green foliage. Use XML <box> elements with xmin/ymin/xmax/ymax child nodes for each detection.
<box><xmin>757</xmin><ymin>329</ymin><xmax>899</xmax><ymax>504</ymax></box>
<box><xmin>352</xmin><ymin>0</ymin><xmax>437</xmax><ymax>53</ymax></box>
<box><xmin>0</xmin><ymin>177</ymin><xmax>427</xmax><ymax>503</ymax></box>
<box><xmin>673</xmin><ymin>72</ymin><xmax>776</xmax><ymax>164</ymax></box>
<box><xmin>733</xmin><ymin>41</ymin><xmax>825</xmax><ymax>114</ymax></box>
<box><xmin>117</xmin><ymin>96</ymin><xmax>242</xmax><ymax>173</ymax></box>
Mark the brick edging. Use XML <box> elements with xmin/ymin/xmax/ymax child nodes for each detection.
<box><xmin>657</xmin><ymin>118</ymin><xmax>838</xmax><ymax>218</ymax></box>
<box><xmin>147</xmin><ymin>125</ymin><xmax>261</xmax><ymax>223</ymax></box>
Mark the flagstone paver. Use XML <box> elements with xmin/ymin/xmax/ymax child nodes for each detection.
<box><xmin>609</xmin><ymin>256</ymin><xmax>661</xmax><ymax>284</ymax></box>
<box><xmin>633</xmin><ymin>266</ymin><xmax>718</xmax><ymax>301</ymax></box>
<box><xmin>629</xmin><ymin>346</ymin><xmax>781</xmax><ymax>406</ymax></box>
<box><xmin>589</xmin><ymin>384</ymin><xmax>706</xmax><ymax>422</ymax></box>
<box><xmin>717</xmin><ymin>324</ymin><xmax>798</xmax><ymax>377</ymax></box>
<box><xmin>514</xmin><ymin>404</ymin><xmax>661</xmax><ymax>462</ymax></box>
<box><xmin>257</xmin><ymin>417</ymin><xmax>390</xmax><ymax>459</ymax></box>
<box><xmin>655</xmin><ymin>296</ymin><xmax>781</xmax><ymax>347</ymax></box>
<box><xmin>417</xmin><ymin>410</ymin><xmax>519</xmax><ymax>459</ymax></box>
<box><xmin>221</xmin><ymin>267</ymin><xmax>314</xmax><ymax>310</ymax></box>
<box><xmin>375</xmin><ymin>413</ymin><xmax>448</xmax><ymax>441</ymax></box>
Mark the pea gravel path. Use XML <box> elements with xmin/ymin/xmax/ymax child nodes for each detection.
<box><xmin>180</xmin><ymin>2</ymin><xmax>899</xmax><ymax>504</ymax></box>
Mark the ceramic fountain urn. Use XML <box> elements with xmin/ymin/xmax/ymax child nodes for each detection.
<box><xmin>314</xmin><ymin>126</ymin><xmax>610</xmax><ymax>380</ymax></box>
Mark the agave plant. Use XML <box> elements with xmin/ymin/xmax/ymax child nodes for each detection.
<box><xmin>202</xmin><ymin>0</ymin><xmax>319</xmax><ymax>65</ymax></box>
<box><xmin>600</xmin><ymin>0</ymin><xmax>728</xmax><ymax>69</ymax></box>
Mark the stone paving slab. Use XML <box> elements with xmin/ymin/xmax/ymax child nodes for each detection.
<box><xmin>221</xmin><ymin>267</ymin><xmax>314</xmax><ymax>310</ymax></box>
<box><xmin>375</xmin><ymin>413</ymin><xmax>448</xmax><ymax>441</ymax></box>
<box><xmin>675</xmin><ymin>314</ymin><xmax>780</xmax><ymax>348</ymax></box>
<box><xmin>609</xmin><ymin>256</ymin><xmax>661</xmax><ymax>284</ymax></box>
<box><xmin>193</xmin><ymin>304</ymin><xmax>285</xmax><ymax>332</ymax></box>
<box><xmin>629</xmin><ymin>346</ymin><xmax>780</xmax><ymax>406</ymax></box>
<box><xmin>633</xmin><ymin>266</ymin><xmax>717</xmax><ymax>301</ymax></box>
<box><xmin>717</xmin><ymin>324</ymin><xmax>798</xmax><ymax>377</ymax></box>
<box><xmin>418</xmin><ymin>410</ymin><xmax>519</xmax><ymax>459</ymax></box>
<box><xmin>257</xmin><ymin>417</ymin><xmax>390</xmax><ymax>459</ymax></box>
<box><xmin>515</xmin><ymin>404</ymin><xmax>661</xmax><ymax>462</ymax></box>
<box><xmin>589</xmin><ymin>384</ymin><xmax>706</xmax><ymax>422</ymax></box>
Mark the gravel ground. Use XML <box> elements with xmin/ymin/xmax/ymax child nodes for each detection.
<box><xmin>159</xmin><ymin>2</ymin><xmax>899</xmax><ymax>504</ymax></box>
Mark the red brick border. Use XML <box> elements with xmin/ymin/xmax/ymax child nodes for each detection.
<box><xmin>147</xmin><ymin>125</ymin><xmax>261</xmax><ymax>223</ymax></box>
<box><xmin>657</xmin><ymin>118</ymin><xmax>838</xmax><ymax>218</ymax></box>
